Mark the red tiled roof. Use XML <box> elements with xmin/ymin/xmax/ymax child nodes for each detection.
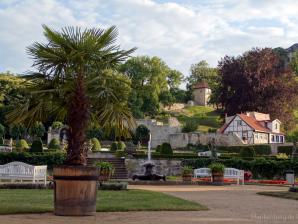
<box><xmin>193</xmin><ymin>82</ymin><xmax>210</xmax><ymax>89</ymax></box>
<box><xmin>219</xmin><ymin>114</ymin><xmax>272</xmax><ymax>134</ymax></box>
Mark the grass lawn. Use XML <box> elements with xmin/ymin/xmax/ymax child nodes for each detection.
<box><xmin>168</xmin><ymin>106</ymin><xmax>222</xmax><ymax>132</ymax></box>
<box><xmin>0</xmin><ymin>189</ymin><xmax>207</xmax><ymax>214</ymax></box>
<box><xmin>257</xmin><ymin>191</ymin><xmax>298</xmax><ymax>200</ymax></box>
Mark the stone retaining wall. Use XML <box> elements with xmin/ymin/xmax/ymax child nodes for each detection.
<box><xmin>125</xmin><ymin>158</ymin><xmax>182</xmax><ymax>177</ymax></box>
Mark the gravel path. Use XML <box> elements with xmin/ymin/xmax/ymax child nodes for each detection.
<box><xmin>1</xmin><ymin>185</ymin><xmax>298</xmax><ymax>224</ymax></box>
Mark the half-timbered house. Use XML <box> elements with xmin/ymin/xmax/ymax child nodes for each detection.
<box><xmin>219</xmin><ymin>112</ymin><xmax>285</xmax><ymax>144</ymax></box>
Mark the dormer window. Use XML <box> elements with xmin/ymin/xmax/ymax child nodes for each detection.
<box><xmin>275</xmin><ymin>123</ymin><xmax>278</xmax><ymax>129</ymax></box>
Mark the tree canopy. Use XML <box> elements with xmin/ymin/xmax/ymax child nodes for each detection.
<box><xmin>217</xmin><ymin>48</ymin><xmax>298</xmax><ymax>130</ymax></box>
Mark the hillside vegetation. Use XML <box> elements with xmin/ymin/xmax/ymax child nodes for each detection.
<box><xmin>163</xmin><ymin>106</ymin><xmax>223</xmax><ymax>132</ymax></box>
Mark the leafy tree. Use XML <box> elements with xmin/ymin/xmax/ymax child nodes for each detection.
<box><xmin>29</xmin><ymin>121</ymin><xmax>45</xmax><ymax>139</ymax></box>
<box><xmin>187</xmin><ymin>60</ymin><xmax>218</xmax><ymax>87</ymax></box>
<box><xmin>9</xmin><ymin>124</ymin><xmax>26</xmax><ymax>140</ymax></box>
<box><xmin>121</xmin><ymin>56</ymin><xmax>183</xmax><ymax>117</ymax></box>
<box><xmin>182</xmin><ymin>119</ymin><xmax>198</xmax><ymax>133</ymax></box>
<box><xmin>16</xmin><ymin>139</ymin><xmax>29</xmax><ymax>152</ymax></box>
<box><xmin>6</xmin><ymin>25</ymin><xmax>136</xmax><ymax>165</ymax></box>
<box><xmin>159</xmin><ymin>90</ymin><xmax>175</xmax><ymax>107</ymax></box>
<box><xmin>217</xmin><ymin>48</ymin><xmax>298</xmax><ymax>130</ymax></box>
<box><xmin>135</xmin><ymin>125</ymin><xmax>150</xmax><ymax>144</ymax></box>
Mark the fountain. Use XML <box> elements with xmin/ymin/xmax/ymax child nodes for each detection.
<box><xmin>132</xmin><ymin>133</ymin><xmax>166</xmax><ymax>181</ymax></box>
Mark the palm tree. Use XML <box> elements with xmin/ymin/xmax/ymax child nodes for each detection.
<box><xmin>7</xmin><ymin>25</ymin><xmax>136</xmax><ymax>165</ymax></box>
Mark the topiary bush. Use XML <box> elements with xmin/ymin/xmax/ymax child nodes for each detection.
<box><xmin>30</xmin><ymin>139</ymin><xmax>43</xmax><ymax>153</ymax></box>
<box><xmin>48</xmin><ymin>138</ymin><xmax>61</xmax><ymax>150</ymax></box>
<box><xmin>239</xmin><ymin>147</ymin><xmax>256</xmax><ymax>158</ymax></box>
<box><xmin>117</xmin><ymin>141</ymin><xmax>126</xmax><ymax>151</ymax></box>
<box><xmin>110</xmin><ymin>141</ymin><xmax>118</xmax><ymax>152</ymax></box>
<box><xmin>135</xmin><ymin>125</ymin><xmax>150</xmax><ymax>144</ymax></box>
<box><xmin>160</xmin><ymin>143</ymin><xmax>173</xmax><ymax>155</ymax></box>
<box><xmin>15</xmin><ymin>139</ymin><xmax>29</xmax><ymax>152</ymax></box>
<box><xmin>51</xmin><ymin>121</ymin><xmax>64</xmax><ymax>130</ymax></box>
<box><xmin>91</xmin><ymin>138</ymin><xmax>101</xmax><ymax>151</ymax></box>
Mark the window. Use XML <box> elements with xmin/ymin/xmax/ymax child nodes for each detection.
<box><xmin>280</xmin><ymin>136</ymin><xmax>284</xmax><ymax>143</ymax></box>
<box><xmin>276</xmin><ymin>135</ymin><xmax>280</xmax><ymax>143</ymax></box>
<box><xmin>237</xmin><ymin>120</ymin><xmax>243</xmax><ymax>126</ymax></box>
<box><xmin>255</xmin><ymin>133</ymin><xmax>258</xmax><ymax>139</ymax></box>
<box><xmin>275</xmin><ymin>123</ymin><xmax>278</xmax><ymax>130</ymax></box>
<box><xmin>271</xmin><ymin>135</ymin><xmax>275</xmax><ymax>142</ymax></box>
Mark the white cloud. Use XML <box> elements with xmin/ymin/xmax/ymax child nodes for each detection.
<box><xmin>1</xmin><ymin>0</ymin><xmax>298</xmax><ymax>78</ymax></box>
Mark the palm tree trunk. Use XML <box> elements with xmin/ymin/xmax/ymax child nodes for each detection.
<box><xmin>65</xmin><ymin>73</ymin><xmax>89</xmax><ymax>165</ymax></box>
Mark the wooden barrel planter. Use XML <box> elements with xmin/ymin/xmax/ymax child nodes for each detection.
<box><xmin>53</xmin><ymin>166</ymin><xmax>99</xmax><ymax>216</ymax></box>
<box><xmin>212</xmin><ymin>172</ymin><xmax>224</xmax><ymax>185</ymax></box>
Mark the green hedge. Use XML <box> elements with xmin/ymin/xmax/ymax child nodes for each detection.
<box><xmin>277</xmin><ymin>146</ymin><xmax>293</xmax><ymax>155</ymax></box>
<box><xmin>218</xmin><ymin>145</ymin><xmax>271</xmax><ymax>155</ymax></box>
<box><xmin>0</xmin><ymin>151</ymin><xmax>66</xmax><ymax>168</ymax></box>
<box><xmin>182</xmin><ymin>157</ymin><xmax>298</xmax><ymax>179</ymax></box>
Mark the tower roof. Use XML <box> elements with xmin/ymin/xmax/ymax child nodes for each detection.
<box><xmin>193</xmin><ymin>82</ymin><xmax>210</xmax><ymax>89</ymax></box>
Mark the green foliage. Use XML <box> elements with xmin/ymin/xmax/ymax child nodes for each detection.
<box><xmin>29</xmin><ymin>121</ymin><xmax>45</xmax><ymax>138</ymax></box>
<box><xmin>276</xmin><ymin>153</ymin><xmax>288</xmax><ymax>159</ymax></box>
<box><xmin>48</xmin><ymin>138</ymin><xmax>60</xmax><ymax>150</ymax></box>
<box><xmin>94</xmin><ymin>161</ymin><xmax>114</xmax><ymax>172</ymax></box>
<box><xmin>0</xmin><ymin>138</ymin><xmax>4</xmax><ymax>145</ymax></box>
<box><xmin>115</xmin><ymin>150</ymin><xmax>127</xmax><ymax>158</ymax></box>
<box><xmin>51</xmin><ymin>121</ymin><xmax>63</xmax><ymax>130</ymax></box>
<box><xmin>135</xmin><ymin>125</ymin><xmax>150</xmax><ymax>144</ymax></box>
<box><xmin>86</xmin><ymin>127</ymin><xmax>104</xmax><ymax>140</ymax></box>
<box><xmin>218</xmin><ymin>145</ymin><xmax>271</xmax><ymax>156</ymax></box>
<box><xmin>181</xmin><ymin>166</ymin><xmax>193</xmax><ymax>176</ymax></box>
<box><xmin>239</xmin><ymin>147</ymin><xmax>256</xmax><ymax>158</ymax></box>
<box><xmin>15</xmin><ymin>139</ymin><xmax>29</xmax><ymax>152</ymax></box>
<box><xmin>91</xmin><ymin>138</ymin><xmax>101</xmax><ymax>151</ymax></box>
<box><xmin>217</xmin><ymin>48</ymin><xmax>298</xmax><ymax>129</ymax></box>
<box><xmin>159</xmin><ymin>91</ymin><xmax>175</xmax><ymax>107</ymax></box>
<box><xmin>182</xmin><ymin>119</ymin><xmax>198</xmax><ymax>133</ymax></box>
<box><xmin>0</xmin><ymin>124</ymin><xmax>5</xmax><ymax>138</ymax></box>
<box><xmin>9</xmin><ymin>124</ymin><xmax>26</xmax><ymax>140</ymax></box>
<box><xmin>277</xmin><ymin>146</ymin><xmax>293</xmax><ymax>155</ymax></box>
<box><xmin>160</xmin><ymin>143</ymin><xmax>173</xmax><ymax>155</ymax></box>
<box><xmin>117</xmin><ymin>141</ymin><xmax>126</xmax><ymax>150</ymax></box>
<box><xmin>110</xmin><ymin>142</ymin><xmax>118</xmax><ymax>152</ymax></box>
<box><xmin>30</xmin><ymin>139</ymin><xmax>43</xmax><ymax>153</ymax></box>
<box><xmin>0</xmin><ymin>151</ymin><xmax>66</xmax><ymax>168</ymax></box>
<box><xmin>208</xmin><ymin>163</ymin><xmax>225</xmax><ymax>173</ymax></box>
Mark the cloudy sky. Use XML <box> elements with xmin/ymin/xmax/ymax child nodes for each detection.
<box><xmin>1</xmin><ymin>0</ymin><xmax>298</xmax><ymax>76</ymax></box>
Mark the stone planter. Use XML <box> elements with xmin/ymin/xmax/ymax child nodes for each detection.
<box><xmin>53</xmin><ymin>166</ymin><xmax>99</xmax><ymax>216</ymax></box>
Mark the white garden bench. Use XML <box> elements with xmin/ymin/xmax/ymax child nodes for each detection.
<box><xmin>0</xmin><ymin>161</ymin><xmax>47</xmax><ymax>185</ymax></box>
<box><xmin>194</xmin><ymin>167</ymin><xmax>244</xmax><ymax>185</ymax></box>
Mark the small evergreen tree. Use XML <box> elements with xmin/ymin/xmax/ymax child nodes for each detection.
<box><xmin>48</xmin><ymin>138</ymin><xmax>61</xmax><ymax>150</ymax></box>
<box><xmin>160</xmin><ymin>143</ymin><xmax>173</xmax><ymax>155</ymax></box>
<box><xmin>30</xmin><ymin>138</ymin><xmax>43</xmax><ymax>152</ymax></box>
<box><xmin>16</xmin><ymin>139</ymin><xmax>29</xmax><ymax>152</ymax></box>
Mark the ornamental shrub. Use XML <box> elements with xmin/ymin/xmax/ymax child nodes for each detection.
<box><xmin>135</xmin><ymin>125</ymin><xmax>150</xmax><ymax>144</ymax></box>
<box><xmin>239</xmin><ymin>147</ymin><xmax>256</xmax><ymax>158</ymax></box>
<box><xmin>110</xmin><ymin>141</ymin><xmax>118</xmax><ymax>152</ymax></box>
<box><xmin>48</xmin><ymin>138</ymin><xmax>61</xmax><ymax>150</ymax></box>
<box><xmin>277</xmin><ymin>146</ymin><xmax>293</xmax><ymax>155</ymax></box>
<box><xmin>117</xmin><ymin>141</ymin><xmax>126</xmax><ymax>150</ymax></box>
<box><xmin>51</xmin><ymin>121</ymin><xmax>63</xmax><ymax>130</ymax></box>
<box><xmin>160</xmin><ymin>143</ymin><xmax>173</xmax><ymax>155</ymax></box>
<box><xmin>0</xmin><ymin>138</ymin><xmax>4</xmax><ymax>145</ymax></box>
<box><xmin>182</xmin><ymin>119</ymin><xmax>198</xmax><ymax>133</ymax></box>
<box><xmin>30</xmin><ymin>139</ymin><xmax>43</xmax><ymax>152</ymax></box>
<box><xmin>91</xmin><ymin>138</ymin><xmax>101</xmax><ymax>151</ymax></box>
<box><xmin>15</xmin><ymin>139</ymin><xmax>29</xmax><ymax>152</ymax></box>
<box><xmin>254</xmin><ymin>145</ymin><xmax>271</xmax><ymax>155</ymax></box>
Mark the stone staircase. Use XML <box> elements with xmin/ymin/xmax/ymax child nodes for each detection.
<box><xmin>87</xmin><ymin>158</ymin><xmax>128</xmax><ymax>180</ymax></box>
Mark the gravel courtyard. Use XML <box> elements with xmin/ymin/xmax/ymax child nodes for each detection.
<box><xmin>1</xmin><ymin>185</ymin><xmax>298</xmax><ymax>224</ymax></box>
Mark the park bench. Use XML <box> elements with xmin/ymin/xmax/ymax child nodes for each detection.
<box><xmin>194</xmin><ymin>167</ymin><xmax>244</xmax><ymax>185</ymax></box>
<box><xmin>0</xmin><ymin>161</ymin><xmax>47</xmax><ymax>185</ymax></box>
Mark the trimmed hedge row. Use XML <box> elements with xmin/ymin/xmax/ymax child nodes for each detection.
<box><xmin>0</xmin><ymin>151</ymin><xmax>66</xmax><ymax>168</ymax></box>
<box><xmin>277</xmin><ymin>146</ymin><xmax>293</xmax><ymax>155</ymax></box>
<box><xmin>182</xmin><ymin>157</ymin><xmax>298</xmax><ymax>179</ymax></box>
<box><xmin>218</xmin><ymin>145</ymin><xmax>271</xmax><ymax>155</ymax></box>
